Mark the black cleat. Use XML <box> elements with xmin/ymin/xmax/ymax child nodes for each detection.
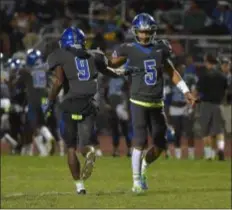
<box><xmin>218</xmin><ymin>150</ymin><xmax>225</xmax><ymax>161</ymax></box>
<box><xmin>77</xmin><ymin>189</ymin><xmax>86</xmax><ymax>195</ymax></box>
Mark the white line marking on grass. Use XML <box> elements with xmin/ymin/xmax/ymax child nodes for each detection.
<box><xmin>2</xmin><ymin>190</ymin><xmax>127</xmax><ymax>199</ymax></box>
<box><xmin>2</xmin><ymin>191</ymin><xmax>73</xmax><ymax>199</ymax></box>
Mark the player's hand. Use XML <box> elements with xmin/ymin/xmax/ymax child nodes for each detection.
<box><xmin>114</xmin><ymin>67</ymin><xmax>126</xmax><ymax>75</ymax></box>
<box><xmin>42</xmin><ymin>101</ymin><xmax>54</xmax><ymax>117</ymax></box>
<box><xmin>184</xmin><ymin>92</ymin><xmax>197</xmax><ymax>106</ymax></box>
<box><xmin>106</xmin><ymin>66</ymin><xmax>125</xmax><ymax>76</ymax></box>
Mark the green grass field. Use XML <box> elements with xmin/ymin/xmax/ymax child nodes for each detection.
<box><xmin>1</xmin><ymin>155</ymin><xmax>231</xmax><ymax>209</ymax></box>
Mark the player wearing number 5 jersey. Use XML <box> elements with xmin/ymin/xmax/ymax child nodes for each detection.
<box><xmin>45</xmin><ymin>27</ymin><xmax>118</xmax><ymax>195</ymax></box>
<box><xmin>107</xmin><ymin>13</ymin><xmax>197</xmax><ymax>193</ymax></box>
<box><xmin>14</xmin><ymin>49</ymin><xmax>55</xmax><ymax>156</ymax></box>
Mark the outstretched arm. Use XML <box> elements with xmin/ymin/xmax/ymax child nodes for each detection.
<box><xmin>164</xmin><ymin>59</ymin><xmax>197</xmax><ymax>106</ymax></box>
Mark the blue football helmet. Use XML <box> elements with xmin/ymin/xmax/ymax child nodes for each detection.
<box><xmin>131</xmin><ymin>13</ymin><xmax>158</xmax><ymax>45</ymax></box>
<box><xmin>59</xmin><ymin>27</ymin><xmax>86</xmax><ymax>48</ymax></box>
<box><xmin>6</xmin><ymin>58</ymin><xmax>25</xmax><ymax>71</ymax></box>
<box><xmin>26</xmin><ymin>49</ymin><xmax>43</xmax><ymax>67</ymax></box>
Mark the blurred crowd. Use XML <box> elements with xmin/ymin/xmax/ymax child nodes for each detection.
<box><xmin>1</xmin><ymin>0</ymin><xmax>231</xmax><ymax>58</ymax></box>
<box><xmin>0</xmin><ymin>0</ymin><xmax>231</xmax><ymax>159</ymax></box>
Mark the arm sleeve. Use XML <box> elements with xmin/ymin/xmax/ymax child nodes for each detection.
<box><xmin>94</xmin><ymin>53</ymin><xmax>118</xmax><ymax>77</ymax></box>
<box><xmin>112</xmin><ymin>43</ymin><xmax>129</xmax><ymax>58</ymax></box>
<box><xmin>160</xmin><ymin>39</ymin><xmax>173</xmax><ymax>61</ymax></box>
<box><xmin>47</xmin><ymin>50</ymin><xmax>62</xmax><ymax>71</ymax></box>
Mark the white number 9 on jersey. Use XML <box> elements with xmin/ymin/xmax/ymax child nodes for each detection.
<box><xmin>75</xmin><ymin>57</ymin><xmax>90</xmax><ymax>81</ymax></box>
<box><xmin>144</xmin><ymin>59</ymin><xmax>157</xmax><ymax>86</ymax></box>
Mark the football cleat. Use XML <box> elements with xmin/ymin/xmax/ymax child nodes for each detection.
<box><xmin>77</xmin><ymin>189</ymin><xmax>86</xmax><ymax>195</ymax></box>
<box><xmin>132</xmin><ymin>184</ymin><xmax>145</xmax><ymax>194</ymax></box>
<box><xmin>81</xmin><ymin>147</ymin><xmax>96</xmax><ymax>180</ymax></box>
<box><xmin>141</xmin><ymin>173</ymin><xmax>148</xmax><ymax>190</ymax></box>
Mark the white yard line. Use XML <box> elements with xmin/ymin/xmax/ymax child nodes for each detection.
<box><xmin>2</xmin><ymin>191</ymin><xmax>73</xmax><ymax>198</ymax></box>
<box><xmin>2</xmin><ymin>190</ymin><xmax>127</xmax><ymax>199</ymax></box>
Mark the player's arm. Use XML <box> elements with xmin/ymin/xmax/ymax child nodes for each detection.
<box><xmin>161</xmin><ymin>40</ymin><xmax>196</xmax><ymax>105</ymax></box>
<box><xmin>165</xmin><ymin>59</ymin><xmax>197</xmax><ymax>105</ymax></box>
<box><xmin>47</xmin><ymin>66</ymin><xmax>64</xmax><ymax>102</ymax></box>
<box><xmin>46</xmin><ymin>50</ymin><xmax>64</xmax><ymax>102</ymax></box>
<box><xmin>42</xmin><ymin>51</ymin><xmax>64</xmax><ymax>114</ymax></box>
<box><xmin>164</xmin><ymin>59</ymin><xmax>196</xmax><ymax>106</ymax></box>
<box><xmin>107</xmin><ymin>44</ymin><xmax>128</xmax><ymax>69</ymax></box>
<box><xmin>94</xmin><ymin>52</ymin><xmax>123</xmax><ymax>77</ymax></box>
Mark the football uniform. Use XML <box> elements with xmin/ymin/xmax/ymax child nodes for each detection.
<box><xmin>113</xmin><ymin>40</ymin><xmax>172</xmax><ymax>149</ymax></box>
<box><xmin>47</xmin><ymin>47</ymin><xmax>108</xmax><ymax>148</ymax></box>
<box><xmin>16</xmin><ymin>64</ymin><xmax>48</xmax><ymax>130</ymax></box>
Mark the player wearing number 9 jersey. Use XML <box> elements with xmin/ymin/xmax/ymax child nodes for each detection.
<box><xmin>107</xmin><ymin>13</ymin><xmax>197</xmax><ymax>193</ymax></box>
<box><xmin>46</xmin><ymin>27</ymin><xmax>117</xmax><ymax>195</ymax></box>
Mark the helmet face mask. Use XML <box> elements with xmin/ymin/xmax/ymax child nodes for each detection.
<box><xmin>132</xmin><ymin>27</ymin><xmax>157</xmax><ymax>45</ymax></box>
<box><xmin>131</xmin><ymin>13</ymin><xmax>157</xmax><ymax>45</ymax></box>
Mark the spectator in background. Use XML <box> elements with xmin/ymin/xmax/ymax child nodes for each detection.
<box><xmin>219</xmin><ymin>57</ymin><xmax>232</xmax><ymax>138</ymax></box>
<box><xmin>26</xmin><ymin>0</ymin><xmax>58</xmax><ymax>26</ymax></box>
<box><xmin>165</xmin><ymin>24</ymin><xmax>184</xmax><ymax>57</ymax></box>
<box><xmin>13</xmin><ymin>10</ymin><xmax>31</xmax><ymax>34</ymax></box>
<box><xmin>90</xmin><ymin>31</ymin><xmax>107</xmax><ymax>52</ymax></box>
<box><xmin>185</xmin><ymin>54</ymin><xmax>197</xmax><ymax>75</ymax></box>
<box><xmin>8</xmin><ymin>15</ymin><xmax>25</xmax><ymax>55</ymax></box>
<box><xmin>166</xmin><ymin>62</ymin><xmax>197</xmax><ymax>159</ymax></box>
<box><xmin>22</xmin><ymin>27</ymin><xmax>40</xmax><ymax>49</ymax></box>
<box><xmin>194</xmin><ymin>0</ymin><xmax>232</xmax><ymax>34</ymax></box>
<box><xmin>183</xmin><ymin>0</ymin><xmax>207</xmax><ymax>34</ymax></box>
<box><xmin>196</xmin><ymin>53</ymin><xmax>228</xmax><ymax>161</ymax></box>
<box><xmin>0</xmin><ymin>28</ymin><xmax>11</xmax><ymax>57</ymax></box>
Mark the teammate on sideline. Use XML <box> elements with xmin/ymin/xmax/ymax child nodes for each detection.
<box><xmin>102</xmin><ymin>75</ymin><xmax>132</xmax><ymax>157</ymax></box>
<box><xmin>44</xmin><ymin>27</ymin><xmax>119</xmax><ymax>194</ymax></box>
<box><xmin>13</xmin><ymin>49</ymin><xmax>55</xmax><ymax>156</ymax></box>
<box><xmin>106</xmin><ymin>13</ymin><xmax>196</xmax><ymax>193</ymax></box>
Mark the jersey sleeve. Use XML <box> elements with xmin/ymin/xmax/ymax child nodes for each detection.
<box><xmin>94</xmin><ymin>52</ymin><xmax>108</xmax><ymax>71</ymax></box>
<box><xmin>158</xmin><ymin>39</ymin><xmax>173</xmax><ymax>61</ymax></box>
<box><xmin>112</xmin><ymin>43</ymin><xmax>129</xmax><ymax>58</ymax></box>
<box><xmin>94</xmin><ymin>52</ymin><xmax>118</xmax><ymax>77</ymax></box>
<box><xmin>47</xmin><ymin>49</ymin><xmax>62</xmax><ymax>71</ymax></box>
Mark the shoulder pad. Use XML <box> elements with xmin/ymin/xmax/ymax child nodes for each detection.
<box><xmin>158</xmin><ymin>39</ymin><xmax>172</xmax><ymax>51</ymax></box>
<box><xmin>88</xmin><ymin>49</ymin><xmax>105</xmax><ymax>56</ymax></box>
<box><xmin>89</xmin><ymin>49</ymin><xmax>108</xmax><ymax>66</ymax></box>
<box><xmin>121</xmin><ymin>43</ymin><xmax>134</xmax><ymax>47</ymax></box>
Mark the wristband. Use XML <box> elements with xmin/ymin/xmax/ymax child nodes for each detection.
<box><xmin>176</xmin><ymin>80</ymin><xmax>190</xmax><ymax>94</ymax></box>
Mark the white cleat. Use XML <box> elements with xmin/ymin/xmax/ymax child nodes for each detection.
<box><xmin>95</xmin><ymin>149</ymin><xmax>103</xmax><ymax>157</ymax></box>
<box><xmin>132</xmin><ymin>184</ymin><xmax>145</xmax><ymax>194</ymax></box>
<box><xmin>81</xmin><ymin>147</ymin><xmax>96</xmax><ymax>180</ymax></box>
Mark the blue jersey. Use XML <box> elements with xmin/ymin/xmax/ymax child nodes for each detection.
<box><xmin>108</xmin><ymin>78</ymin><xmax>124</xmax><ymax>97</ymax></box>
